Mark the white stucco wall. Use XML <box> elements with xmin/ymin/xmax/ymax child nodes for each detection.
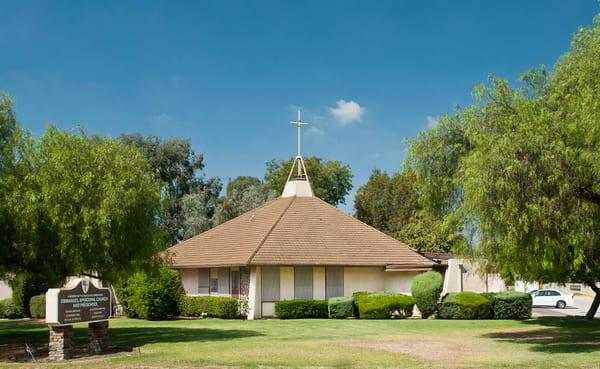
<box><xmin>280</xmin><ymin>267</ymin><xmax>294</xmax><ymax>300</ymax></box>
<box><xmin>0</xmin><ymin>280</ymin><xmax>11</xmax><ymax>300</ymax></box>
<box><xmin>180</xmin><ymin>269</ymin><xmax>199</xmax><ymax>295</ymax></box>
<box><xmin>383</xmin><ymin>271</ymin><xmax>420</xmax><ymax>294</ymax></box>
<box><xmin>442</xmin><ymin>259</ymin><xmax>507</xmax><ymax>294</ymax></box>
<box><xmin>313</xmin><ymin>267</ymin><xmax>326</xmax><ymax>300</ymax></box>
<box><xmin>343</xmin><ymin>267</ymin><xmax>385</xmax><ymax>296</ymax></box>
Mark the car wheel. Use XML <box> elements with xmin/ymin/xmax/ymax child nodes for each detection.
<box><xmin>556</xmin><ymin>300</ymin><xmax>566</xmax><ymax>309</ymax></box>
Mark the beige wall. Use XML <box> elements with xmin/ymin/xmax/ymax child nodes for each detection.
<box><xmin>180</xmin><ymin>269</ymin><xmax>199</xmax><ymax>295</ymax></box>
<box><xmin>384</xmin><ymin>271</ymin><xmax>419</xmax><ymax>294</ymax></box>
<box><xmin>280</xmin><ymin>267</ymin><xmax>294</xmax><ymax>300</ymax></box>
<box><xmin>0</xmin><ymin>280</ymin><xmax>11</xmax><ymax>300</ymax></box>
<box><xmin>343</xmin><ymin>267</ymin><xmax>385</xmax><ymax>296</ymax></box>
<box><xmin>443</xmin><ymin>259</ymin><xmax>507</xmax><ymax>294</ymax></box>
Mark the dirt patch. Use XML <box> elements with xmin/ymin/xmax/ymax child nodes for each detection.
<box><xmin>0</xmin><ymin>343</ymin><xmax>140</xmax><ymax>363</ymax></box>
<box><xmin>340</xmin><ymin>337</ymin><xmax>482</xmax><ymax>362</ymax></box>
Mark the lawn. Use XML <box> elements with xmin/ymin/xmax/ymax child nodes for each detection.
<box><xmin>0</xmin><ymin>317</ymin><xmax>599</xmax><ymax>368</ymax></box>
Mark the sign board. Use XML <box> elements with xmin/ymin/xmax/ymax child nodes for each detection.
<box><xmin>46</xmin><ymin>277</ymin><xmax>111</xmax><ymax>325</ymax></box>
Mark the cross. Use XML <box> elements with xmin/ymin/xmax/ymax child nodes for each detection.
<box><xmin>290</xmin><ymin>110</ymin><xmax>308</xmax><ymax>157</ymax></box>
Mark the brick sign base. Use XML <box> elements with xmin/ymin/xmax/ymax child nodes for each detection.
<box><xmin>48</xmin><ymin>321</ymin><xmax>109</xmax><ymax>360</ymax></box>
<box><xmin>49</xmin><ymin>325</ymin><xmax>73</xmax><ymax>361</ymax></box>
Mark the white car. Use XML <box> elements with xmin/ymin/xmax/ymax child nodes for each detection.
<box><xmin>530</xmin><ymin>289</ymin><xmax>574</xmax><ymax>308</ymax></box>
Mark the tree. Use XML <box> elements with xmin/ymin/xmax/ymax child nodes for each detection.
<box><xmin>179</xmin><ymin>192</ymin><xmax>218</xmax><ymax>240</ymax></box>
<box><xmin>0</xmin><ymin>94</ymin><xmax>20</xmax><ymax>275</ymax></box>
<box><xmin>355</xmin><ymin>169</ymin><xmax>466</xmax><ymax>253</ymax></box>
<box><xmin>212</xmin><ymin>176</ymin><xmax>277</xmax><ymax>226</ymax></box>
<box><xmin>7</xmin><ymin>126</ymin><xmax>163</xmax><ymax>282</ymax></box>
<box><xmin>119</xmin><ymin>134</ymin><xmax>221</xmax><ymax>245</ymax></box>
<box><xmin>408</xmin><ymin>17</ymin><xmax>600</xmax><ymax>319</ymax></box>
<box><xmin>264</xmin><ymin>156</ymin><xmax>353</xmax><ymax>206</ymax></box>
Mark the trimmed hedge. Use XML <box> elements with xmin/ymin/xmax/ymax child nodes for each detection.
<box><xmin>328</xmin><ymin>296</ymin><xmax>354</xmax><ymax>319</ymax></box>
<box><xmin>358</xmin><ymin>293</ymin><xmax>414</xmax><ymax>319</ymax></box>
<box><xmin>438</xmin><ymin>292</ymin><xmax>490</xmax><ymax>319</ymax></box>
<box><xmin>275</xmin><ymin>299</ymin><xmax>328</xmax><ymax>319</ymax></box>
<box><xmin>411</xmin><ymin>271</ymin><xmax>443</xmax><ymax>318</ymax></box>
<box><xmin>352</xmin><ymin>291</ymin><xmax>369</xmax><ymax>317</ymax></box>
<box><xmin>29</xmin><ymin>294</ymin><xmax>46</xmax><ymax>319</ymax></box>
<box><xmin>487</xmin><ymin>291</ymin><xmax>532</xmax><ymax>319</ymax></box>
<box><xmin>115</xmin><ymin>268</ymin><xmax>184</xmax><ymax>320</ymax></box>
<box><xmin>0</xmin><ymin>298</ymin><xmax>23</xmax><ymax>319</ymax></box>
<box><xmin>179</xmin><ymin>296</ymin><xmax>239</xmax><ymax>318</ymax></box>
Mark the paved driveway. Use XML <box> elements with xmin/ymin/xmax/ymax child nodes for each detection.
<box><xmin>533</xmin><ymin>295</ymin><xmax>599</xmax><ymax>318</ymax></box>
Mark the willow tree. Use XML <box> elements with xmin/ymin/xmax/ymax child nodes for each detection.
<box><xmin>7</xmin><ymin>126</ymin><xmax>163</xmax><ymax>282</ymax></box>
<box><xmin>462</xmin><ymin>18</ymin><xmax>600</xmax><ymax>319</ymax></box>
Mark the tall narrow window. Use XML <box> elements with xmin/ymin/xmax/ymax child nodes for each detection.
<box><xmin>294</xmin><ymin>267</ymin><xmax>313</xmax><ymax>299</ymax></box>
<box><xmin>326</xmin><ymin>267</ymin><xmax>344</xmax><ymax>298</ymax></box>
<box><xmin>198</xmin><ymin>268</ymin><xmax>210</xmax><ymax>295</ymax></box>
<box><xmin>261</xmin><ymin>267</ymin><xmax>280</xmax><ymax>302</ymax></box>
<box><xmin>231</xmin><ymin>269</ymin><xmax>240</xmax><ymax>298</ymax></box>
<box><xmin>218</xmin><ymin>267</ymin><xmax>230</xmax><ymax>295</ymax></box>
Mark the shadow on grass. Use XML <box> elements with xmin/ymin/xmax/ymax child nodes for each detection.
<box><xmin>109</xmin><ymin>326</ymin><xmax>263</xmax><ymax>347</ymax></box>
<box><xmin>482</xmin><ymin>317</ymin><xmax>600</xmax><ymax>354</ymax></box>
<box><xmin>1</xmin><ymin>319</ymin><xmax>263</xmax><ymax>362</ymax></box>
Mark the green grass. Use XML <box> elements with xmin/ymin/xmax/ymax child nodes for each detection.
<box><xmin>0</xmin><ymin>317</ymin><xmax>599</xmax><ymax>368</ymax></box>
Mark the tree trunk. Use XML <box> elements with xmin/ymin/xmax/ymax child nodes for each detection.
<box><xmin>584</xmin><ymin>280</ymin><xmax>600</xmax><ymax>320</ymax></box>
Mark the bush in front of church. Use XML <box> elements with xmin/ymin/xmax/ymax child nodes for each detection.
<box><xmin>410</xmin><ymin>271</ymin><xmax>443</xmax><ymax>318</ymax></box>
<box><xmin>29</xmin><ymin>294</ymin><xmax>46</xmax><ymax>319</ymax></box>
<box><xmin>275</xmin><ymin>299</ymin><xmax>328</xmax><ymax>319</ymax></box>
<box><xmin>0</xmin><ymin>298</ymin><xmax>23</xmax><ymax>319</ymax></box>
<box><xmin>116</xmin><ymin>267</ymin><xmax>184</xmax><ymax>320</ymax></box>
<box><xmin>357</xmin><ymin>292</ymin><xmax>415</xmax><ymax>319</ymax></box>
<box><xmin>328</xmin><ymin>296</ymin><xmax>355</xmax><ymax>318</ymax></box>
<box><xmin>180</xmin><ymin>296</ymin><xmax>239</xmax><ymax>318</ymax></box>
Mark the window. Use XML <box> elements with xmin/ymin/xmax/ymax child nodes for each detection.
<box><xmin>231</xmin><ymin>269</ymin><xmax>240</xmax><ymax>298</ymax></box>
<box><xmin>294</xmin><ymin>267</ymin><xmax>313</xmax><ymax>299</ymax></box>
<box><xmin>218</xmin><ymin>267</ymin><xmax>230</xmax><ymax>295</ymax></box>
<box><xmin>198</xmin><ymin>268</ymin><xmax>210</xmax><ymax>294</ymax></box>
<box><xmin>549</xmin><ymin>290</ymin><xmax>561</xmax><ymax>296</ymax></box>
<box><xmin>261</xmin><ymin>267</ymin><xmax>280</xmax><ymax>302</ymax></box>
<box><xmin>326</xmin><ymin>267</ymin><xmax>344</xmax><ymax>298</ymax></box>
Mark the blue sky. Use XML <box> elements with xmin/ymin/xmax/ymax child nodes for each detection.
<box><xmin>1</xmin><ymin>1</ymin><xmax>598</xmax><ymax>212</ymax></box>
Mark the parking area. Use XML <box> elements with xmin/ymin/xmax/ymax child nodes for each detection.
<box><xmin>533</xmin><ymin>295</ymin><xmax>599</xmax><ymax>318</ymax></box>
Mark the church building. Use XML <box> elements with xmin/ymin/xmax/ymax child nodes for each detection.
<box><xmin>165</xmin><ymin>112</ymin><xmax>435</xmax><ymax>319</ymax></box>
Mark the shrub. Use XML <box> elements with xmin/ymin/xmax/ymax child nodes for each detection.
<box><xmin>179</xmin><ymin>296</ymin><xmax>240</xmax><ymax>318</ymax></box>
<box><xmin>10</xmin><ymin>274</ymin><xmax>50</xmax><ymax>317</ymax></box>
<box><xmin>29</xmin><ymin>294</ymin><xmax>46</xmax><ymax>319</ymax></box>
<box><xmin>212</xmin><ymin>297</ymin><xmax>239</xmax><ymax>318</ymax></box>
<box><xmin>275</xmin><ymin>299</ymin><xmax>328</xmax><ymax>319</ymax></box>
<box><xmin>115</xmin><ymin>268</ymin><xmax>184</xmax><ymax>320</ymax></box>
<box><xmin>328</xmin><ymin>296</ymin><xmax>354</xmax><ymax>319</ymax></box>
<box><xmin>0</xmin><ymin>298</ymin><xmax>23</xmax><ymax>319</ymax></box>
<box><xmin>358</xmin><ymin>293</ymin><xmax>414</xmax><ymax>319</ymax></box>
<box><xmin>352</xmin><ymin>291</ymin><xmax>368</xmax><ymax>316</ymax></box>
<box><xmin>410</xmin><ymin>271</ymin><xmax>443</xmax><ymax>318</ymax></box>
<box><xmin>488</xmin><ymin>291</ymin><xmax>532</xmax><ymax>319</ymax></box>
<box><xmin>438</xmin><ymin>292</ymin><xmax>491</xmax><ymax>319</ymax></box>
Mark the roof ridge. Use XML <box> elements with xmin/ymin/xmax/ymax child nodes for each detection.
<box><xmin>246</xmin><ymin>196</ymin><xmax>296</xmax><ymax>264</ymax></box>
<box><xmin>308</xmin><ymin>196</ymin><xmax>433</xmax><ymax>264</ymax></box>
<box><xmin>166</xmin><ymin>196</ymin><xmax>285</xmax><ymax>252</ymax></box>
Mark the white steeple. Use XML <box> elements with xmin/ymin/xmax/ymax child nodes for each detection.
<box><xmin>281</xmin><ymin>110</ymin><xmax>314</xmax><ymax>198</ymax></box>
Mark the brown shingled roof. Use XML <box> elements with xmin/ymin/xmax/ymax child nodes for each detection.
<box><xmin>166</xmin><ymin>196</ymin><xmax>435</xmax><ymax>269</ymax></box>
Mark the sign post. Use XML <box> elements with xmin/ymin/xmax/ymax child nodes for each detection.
<box><xmin>46</xmin><ymin>277</ymin><xmax>111</xmax><ymax>360</ymax></box>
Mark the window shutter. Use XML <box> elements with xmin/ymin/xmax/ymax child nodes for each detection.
<box><xmin>198</xmin><ymin>268</ymin><xmax>210</xmax><ymax>294</ymax></box>
<box><xmin>326</xmin><ymin>267</ymin><xmax>344</xmax><ymax>298</ymax></box>
<box><xmin>294</xmin><ymin>267</ymin><xmax>313</xmax><ymax>299</ymax></box>
<box><xmin>218</xmin><ymin>267</ymin><xmax>230</xmax><ymax>295</ymax></box>
<box><xmin>261</xmin><ymin>267</ymin><xmax>280</xmax><ymax>302</ymax></box>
